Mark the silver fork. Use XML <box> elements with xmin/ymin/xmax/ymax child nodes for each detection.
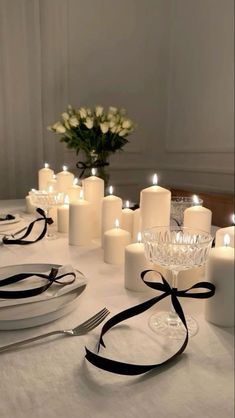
<box><xmin>0</xmin><ymin>307</ymin><xmax>109</xmax><ymax>353</ymax></box>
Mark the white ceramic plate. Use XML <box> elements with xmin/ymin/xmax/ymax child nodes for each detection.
<box><xmin>0</xmin><ymin>213</ymin><xmax>21</xmax><ymax>226</ymax></box>
<box><xmin>0</xmin><ymin>263</ymin><xmax>87</xmax><ymax>330</ymax></box>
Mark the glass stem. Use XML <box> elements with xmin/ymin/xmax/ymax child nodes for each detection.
<box><xmin>169</xmin><ymin>270</ymin><xmax>179</xmax><ymax>323</ymax></box>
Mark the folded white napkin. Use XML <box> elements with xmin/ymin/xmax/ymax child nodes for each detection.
<box><xmin>0</xmin><ymin>265</ymin><xmax>87</xmax><ymax>308</ymax></box>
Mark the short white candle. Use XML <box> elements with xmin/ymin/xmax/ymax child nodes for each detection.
<box><xmin>25</xmin><ymin>189</ymin><xmax>36</xmax><ymax>214</ymax></box>
<box><xmin>215</xmin><ymin>214</ymin><xmax>235</xmax><ymax>248</ymax></box>
<box><xmin>47</xmin><ymin>174</ymin><xmax>58</xmax><ymax>192</ymax></box>
<box><xmin>57</xmin><ymin>195</ymin><xmax>69</xmax><ymax>233</ymax></box>
<box><xmin>57</xmin><ymin>165</ymin><xmax>74</xmax><ymax>194</ymax></box>
<box><xmin>132</xmin><ymin>208</ymin><xmax>141</xmax><ymax>242</ymax></box>
<box><xmin>205</xmin><ymin>234</ymin><xmax>234</xmax><ymax>327</ymax></box>
<box><xmin>121</xmin><ymin>200</ymin><xmax>134</xmax><ymax>236</ymax></box>
<box><xmin>183</xmin><ymin>195</ymin><xmax>212</xmax><ymax>233</ymax></box>
<box><xmin>101</xmin><ymin>186</ymin><xmax>122</xmax><ymax>247</ymax></box>
<box><xmin>83</xmin><ymin>168</ymin><xmax>104</xmax><ymax>238</ymax></box>
<box><xmin>140</xmin><ymin>173</ymin><xmax>171</xmax><ymax>231</ymax></box>
<box><xmin>38</xmin><ymin>163</ymin><xmax>54</xmax><ymax>191</ymax></box>
<box><xmin>104</xmin><ymin>219</ymin><xmax>131</xmax><ymax>264</ymax></box>
<box><xmin>125</xmin><ymin>232</ymin><xmax>152</xmax><ymax>291</ymax></box>
<box><xmin>69</xmin><ymin>190</ymin><xmax>92</xmax><ymax>246</ymax></box>
<box><xmin>67</xmin><ymin>178</ymin><xmax>82</xmax><ymax>202</ymax></box>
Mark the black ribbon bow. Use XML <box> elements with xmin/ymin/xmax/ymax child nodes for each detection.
<box><xmin>76</xmin><ymin>160</ymin><xmax>109</xmax><ymax>179</ymax></box>
<box><xmin>85</xmin><ymin>270</ymin><xmax>215</xmax><ymax>375</ymax></box>
<box><xmin>0</xmin><ymin>267</ymin><xmax>76</xmax><ymax>299</ymax></box>
<box><xmin>2</xmin><ymin>208</ymin><xmax>53</xmax><ymax>245</ymax></box>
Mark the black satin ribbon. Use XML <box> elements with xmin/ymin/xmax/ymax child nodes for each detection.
<box><xmin>76</xmin><ymin>160</ymin><xmax>109</xmax><ymax>178</ymax></box>
<box><xmin>2</xmin><ymin>208</ymin><xmax>53</xmax><ymax>245</ymax></box>
<box><xmin>0</xmin><ymin>267</ymin><xmax>76</xmax><ymax>299</ymax></box>
<box><xmin>85</xmin><ymin>270</ymin><xmax>215</xmax><ymax>375</ymax></box>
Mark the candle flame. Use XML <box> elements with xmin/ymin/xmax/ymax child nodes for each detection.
<box><xmin>152</xmin><ymin>173</ymin><xmax>158</xmax><ymax>185</ymax></box>
<box><xmin>193</xmin><ymin>194</ymin><xmax>200</xmax><ymax>204</ymax></box>
<box><xmin>109</xmin><ymin>185</ymin><xmax>113</xmax><ymax>195</ymax></box>
<box><xmin>64</xmin><ymin>195</ymin><xmax>69</xmax><ymax>205</ymax></box>
<box><xmin>48</xmin><ymin>185</ymin><xmax>53</xmax><ymax>193</ymax></box>
<box><xmin>91</xmin><ymin>168</ymin><xmax>96</xmax><ymax>176</ymax></box>
<box><xmin>73</xmin><ymin>177</ymin><xmax>78</xmax><ymax>185</ymax></box>
<box><xmin>115</xmin><ymin>219</ymin><xmax>120</xmax><ymax>228</ymax></box>
<box><xmin>44</xmin><ymin>163</ymin><xmax>49</xmax><ymax>168</ymax></box>
<box><xmin>79</xmin><ymin>189</ymin><xmax>84</xmax><ymax>200</ymax></box>
<box><xmin>62</xmin><ymin>165</ymin><xmax>67</xmax><ymax>171</ymax></box>
<box><xmin>137</xmin><ymin>232</ymin><xmax>142</xmax><ymax>243</ymax></box>
<box><xmin>31</xmin><ymin>188</ymin><xmax>36</xmax><ymax>192</ymax></box>
<box><xmin>125</xmin><ymin>200</ymin><xmax>130</xmax><ymax>208</ymax></box>
<box><xmin>224</xmin><ymin>234</ymin><xmax>230</xmax><ymax>247</ymax></box>
<box><xmin>232</xmin><ymin>214</ymin><xmax>235</xmax><ymax>225</ymax></box>
<box><xmin>52</xmin><ymin>174</ymin><xmax>56</xmax><ymax>179</ymax></box>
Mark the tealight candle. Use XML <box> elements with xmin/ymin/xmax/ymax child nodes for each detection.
<box><xmin>83</xmin><ymin>168</ymin><xmax>104</xmax><ymax>238</ymax></box>
<box><xmin>57</xmin><ymin>195</ymin><xmax>69</xmax><ymax>233</ymax></box>
<box><xmin>121</xmin><ymin>200</ymin><xmax>134</xmax><ymax>236</ymax></box>
<box><xmin>38</xmin><ymin>163</ymin><xmax>54</xmax><ymax>191</ymax></box>
<box><xmin>140</xmin><ymin>173</ymin><xmax>171</xmax><ymax>231</ymax></box>
<box><xmin>125</xmin><ymin>233</ymin><xmax>152</xmax><ymax>291</ymax></box>
<box><xmin>67</xmin><ymin>178</ymin><xmax>82</xmax><ymax>202</ymax></box>
<box><xmin>215</xmin><ymin>214</ymin><xmax>235</xmax><ymax>248</ymax></box>
<box><xmin>183</xmin><ymin>195</ymin><xmax>212</xmax><ymax>233</ymax></box>
<box><xmin>205</xmin><ymin>234</ymin><xmax>234</xmax><ymax>327</ymax></box>
<box><xmin>104</xmin><ymin>219</ymin><xmax>131</xmax><ymax>264</ymax></box>
<box><xmin>132</xmin><ymin>208</ymin><xmax>141</xmax><ymax>242</ymax></box>
<box><xmin>47</xmin><ymin>174</ymin><xmax>58</xmax><ymax>192</ymax></box>
<box><xmin>57</xmin><ymin>165</ymin><xmax>74</xmax><ymax>194</ymax></box>
<box><xmin>101</xmin><ymin>186</ymin><xmax>122</xmax><ymax>247</ymax></box>
<box><xmin>69</xmin><ymin>190</ymin><xmax>92</xmax><ymax>246</ymax></box>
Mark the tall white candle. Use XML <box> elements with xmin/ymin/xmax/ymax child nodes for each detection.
<box><xmin>69</xmin><ymin>190</ymin><xmax>92</xmax><ymax>246</ymax></box>
<box><xmin>47</xmin><ymin>174</ymin><xmax>58</xmax><ymax>192</ymax></box>
<box><xmin>205</xmin><ymin>234</ymin><xmax>234</xmax><ymax>327</ymax></box>
<box><xmin>132</xmin><ymin>208</ymin><xmax>141</xmax><ymax>242</ymax></box>
<box><xmin>125</xmin><ymin>233</ymin><xmax>152</xmax><ymax>291</ymax></box>
<box><xmin>57</xmin><ymin>165</ymin><xmax>74</xmax><ymax>194</ymax></box>
<box><xmin>38</xmin><ymin>163</ymin><xmax>54</xmax><ymax>191</ymax></box>
<box><xmin>184</xmin><ymin>196</ymin><xmax>212</xmax><ymax>233</ymax></box>
<box><xmin>140</xmin><ymin>173</ymin><xmax>171</xmax><ymax>231</ymax></box>
<box><xmin>215</xmin><ymin>215</ymin><xmax>235</xmax><ymax>248</ymax></box>
<box><xmin>57</xmin><ymin>195</ymin><xmax>69</xmax><ymax>233</ymax></box>
<box><xmin>101</xmin><ymin>186</ymin><xmax>122</xmax><ymax>247</ymax></box>
<box><xmin>104</xmin><ymin>219</ymin><xmax>131</xmax><ymax>264</ymax></box>
<box><xmin>121</xmin><ymin>200</ymin><xmax>133</xmax><ymax>236</ymax></box>
<box><xmin>83</xmin><ymin>168</ymin><xmax>104</xmax><ymax>238</ymax></box>
<box><xmin>67</xmin><ymin>178</ymin><xmax>82</xmax><ymax>202</ymax></box>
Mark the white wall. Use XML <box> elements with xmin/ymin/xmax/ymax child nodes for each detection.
<box><xmin>0</xmin><ymin>0</ymin><xmax>234</xmax><ymax>201</ymax></box>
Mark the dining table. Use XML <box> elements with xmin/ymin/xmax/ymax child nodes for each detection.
<box><xmin>0</xmin><ymin>199</ymin><xmax>234</xmax><ymax>418</ymax></box>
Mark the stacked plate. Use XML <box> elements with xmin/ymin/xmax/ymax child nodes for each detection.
<box><xmin>0</xmin><ymin>213</ymin><xmax>23</xmax><ymax>235</ymax></box>
<box><xmin>0</xmin><ymin>264</ymin><xmax>87</xmax><ymax>330</ymax></box>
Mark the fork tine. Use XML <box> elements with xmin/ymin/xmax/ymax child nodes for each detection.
<box><xmin>75</xmin><ymin>308</ymin><xmax>109</xmax><ymax>333</ymax></box>
<box><xmin>75</xmin><ymin>308</ymin><xmax>108</xmax><ymax>330</ymax></box>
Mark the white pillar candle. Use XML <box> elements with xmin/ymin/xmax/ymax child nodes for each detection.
<box><xmin>83</xmin><ymin>169</ymin><xmax>104</xmax><ymax>238</ymax></box>
<box><xmin>69</xmin><ymin>190</ymin><xmax>92</xmax><ymax>246</ymax></box>
<box><xmin>67</xmin><ymin>178</ymin><xmax>82</xmax><ymax>202</ymax></box>
<box><xmin>132</xmin><ymin>208</ymin><xmax>141</xmax><ymax>242</ymax></box>
<box><xmin>56</xmin><ymin>165</ymin><xmax>74</xmax><ymax>194</ymax></box>
<box><xmin>215</xmin><ymin>216</ymin><xmax>235</xmax><ymax>247</ymax></box>
<box><xmin>101</xmin><ymin>186</ymin><xmax>122</xmax><ymax>247</ymax></box>
<box><xmin>38</xmin><ymin>163</ymin><xmax>54</xmax><ymax>191</ymax></box>
<box><xmin>57</xmin><ymin>195</ymin><xmax>69</xmax><ymax>233</ymax></box>
<box><xmin>47</xmin><ymin>175</ymin><xmax>58</xmax><ymax>192</ymax></box>
<box><xmin>125</xmin><ymin>233</ymin><xmax>152</xmax><ymax>291</ymax></box>
<box><xmin>121</xmin><ymin>200</ymin><xmax>134</xmax><ymax>236</ymax></box>
<box><xmin>205</xmin><ymin>234</ymin><xmax>234</xmax><ymax>327</ymax></box>
<box><xmin>140</xmin><ymin>173</ymin><xmax>171</xmax><ymax>231</ymax></box>
<box><xmin>184</xmin><ymin>196</ymin><xmax>212</xmax><ymax>233</ymax></box>
<box><xmin>104</xmin><ymin>219</ymin><xmax>131</xmax><ymax>264</ymax></box>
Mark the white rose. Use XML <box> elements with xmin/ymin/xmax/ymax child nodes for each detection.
<box><xmin>69</xmin><ymin>116</ymin><xmax>79</xmax><ymax>127</ymax></box>
<box><xmin>109</xmin><ymin>120</ymin><xmax>116</xmax><ymax>128</ymax></box>
<box><xmin>62</xmin><ymin>112</ymin><xmax>70</xmax><ymax>121</ymax></box>
<box><xmin>95</xmin><ymin>106</ymin><xmax>104</xmax><ymax>117</ymax></box>
<box><xmin>84</xmin><ymin>117</ymin><xmax>93</xmax><ymax>129</ymax></box>
<box><xmin>100</xmin><ymin>122</ymin><xmax>109</xmax><ymax>134</ymax></box>
<box><xmin>111</xmin><ymin>125</ymin><xmax>119</xmax><ymax>133</ymax></box>
<box><xmin>119</xmin><ymin>129</ymin><xmax>128</xmax><ymax>137</ymax></box>
<box><xmin>122</xmin><ymin>119</ymin><xmax>132</xmax><ymax>129</ymax></box>
<box><xmin>108</xmin><ymin>106</ymin><xmax>118</xmax><ymax>114</ymax></box>
<box><xmin>55</xmin><ymin>122</ymin><xmax>66</xmax><ymax>134</ymax></box>
<box><xmin>64</xmin><ymin>121</ymin><xmax>70</xmax><ymax>130</ymax></box>
<box><xmin>79</xmin><ymin>107</ymin><xmax>87</xmax><ymax>118</ymax></box>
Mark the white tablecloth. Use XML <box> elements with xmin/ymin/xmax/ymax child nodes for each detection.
<box><xmin>0</xmin><ymin>200</ymin><xmax>234</xmax><ymax>418</ymax></box>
